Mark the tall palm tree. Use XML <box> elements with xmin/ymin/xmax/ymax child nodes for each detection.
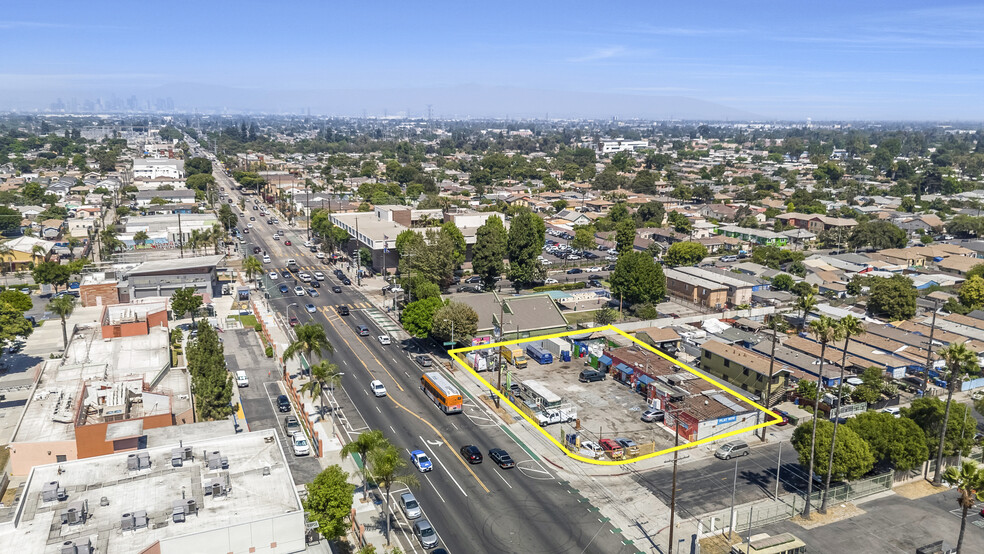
<box><xmin>820</xmin><ymin>315</ymin><xmax>866</xmax><ymax>513</ymax></box>
<box><xmin>796</xmin><ymin>292</ymin><xmax>816</xmax><ymax>334</ymax></box>
<box><xmin>133</xmin><ymin>230</ymin><xmax>149</xmax><ymax>247</ymax></box>
<box><xmin>339</xmin><ymin>430</ymin><xmax>386</xmax><ymax>500</ymax></box>
<box><xmin>283</xmin><ymin>323</ymin><xmax>335</xmax><ymax>371</ymax></box>
<box><xmin>48</xmin><ymin>295</ymin><xmax>77</xmax><ymax>350</ymax></box>
<box><xmin>31</xmin><ymin>244</ymin><xmax>47</xmax><ymax>263</ymax></box>
<box><xmin>242</xmin><ymin>255</ymin><xmax>262</xmax><ymax>284</ymax></box>
<box><xmin>210</xmin><ymin>223</ymin><xmax>223</xmax><ymax>254</ymax></box>
<box><xmin>0</xmin><ymin>244</ymin><xmax>12</xmax><ymax>276</ymax></box>
<box><xmin>943</xmin><ymin>460</ymin><xmax>984</xmax><ymax>554</ymax></box>
<box><xmin>802</xmin><ymin>315</ymin><xmax>843</xmax><ymax>520</ymax></box>
<box><xmin>760</xmin><ymin>315</ymin><xmax>789</xmax><ymax>442</ymax></box>
<box><xmin>933</xmin><ymin>342</ymin><xmax>979</xmax><ymax>486</ymax></box>
<box><xmin>189</xmin><ymin>229</ymin><xmax>203</xmax><ymax>255</ymax></box>
<box><xmin>300</xmin><ymin>360</ymin><xmax>342</xmax><ymax>420</ymax></box>
<box><xmin>370</xmin><ymin>444</ymin><xmax>420</xmax><ymax>545</ymax></box>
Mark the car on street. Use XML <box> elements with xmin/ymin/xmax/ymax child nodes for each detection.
<box><xmin>413</xmin><ymin>520</ymin><xmax>438</xmax><ymax>549</ymax></box>
<box><xmin>415</xmin><ymin>355</ymin><xmax>432</xmax><ymax>367</ymax></box>
<box><xmin>641</xmin><ymin>408</ymin><xmax>664</xmax><ymax>422</ymax></box>
<box><xmin>316</xmin><ymin>252</ymin><xmax>326</xmax><ymax>259</ymax></box>
<box><xmin>284</xmin><ymin>240</ymin><xmax>292</xmax><ymax>246</ymax></box>
<box><xmin>410</xmin><ymin>449</ymin><xmax>433</xmax><ymax>472</ymax></box>
<box><xmin>332</xmin><ymin>285</ymin><xmax>342</xmax><ymax>293</ymax></box>
<box><xmin>273</xmin><ymin>233</ymin><xmax>279</xmax><ymax>240</ymax></box>
<box><xmin>567</xmin><ymin>268</ymin><xmax>582</xmax><ymax>274</ymax></box>
<box><xmin>460</xmin><ymin>445</ymin><xmax>483</xmax><ymax>464</ymax></box>
<box><xmin>307</xmin><ymin>288</ymin><xmax>319</xmax><ymax>297</ymax></box>
<box><xmin>252</xmin><ymin>246</ymin><xmax>262</xmax><ymax>254</ymax></box>
<box><xmin>283</xmin><ymin>415</ymin><xmax>301</xmax><ymax>435</ymax></box>
<box><xmin>336</xmin><ymin>305</ymin><xmax>350</xmax><ymax>316</ymax></box>
<box><xmin>400</xmin><ymin>492</ymin><xmax>422</xmax><ymax>519</ymax></box>
<box><xmin>291</xmin><ymin>431</ymin><xmax>310</xmax><ymax>456</ymax></box>
<box><xmin>294</xmin><ymin>286</ymin><xmax>305</xmax><ymax>296</ymax></box>
<box><xmin>269</xmin><ymin>271</ymin><xmax>278</xmax><ymax>280</ymax></box>
<box><xmin>488</xmin><ymin>448</ymin><xmax>515</xmax><ymax>469</ymax></box>
<box><xmin>277</xmin><ymin>395</ymin><xmax>291</xmax><ymax>412</ymax></box>
<box><xmin>714</xmin><ymin>440</ymin><xmax>750</xmax><ymax>460</ymax></box>
<box><xmin>289</xmin><ymin>316</ymin><xmax>299</xmax><ymax>326</ymax></box>
<box><xmin>279</xmin><ymin>284</ymin><xmax>290</xmax><ymax>294</ymax></box>
<box><xmin>262</xmin><ymin>255</ymin><xmax>271</xmax><ymax>263</ymax></box>
<box><xmin>281</xmin><ymin>270</ymin><xmax>291</xmax><ymax>278</ymax></box>
<box><xmin>305</xmin><ymin>303</ymin><xmax>316</xmax><ymax>313</ymax></box>
<box><xmin>370</xmin><ymin>379</ymin><xmax>387</xmax><ymax>397</ymax></box>
<box><xmin>298</xmin><ymin>272</ymin><xmax>311</xmax><ymax>282</ymax></box>
<box><xmin>587</xmin><ymin>266</ymin><xmax>602</xmax><ymax>272</ymax></box>
<box><xmin>341</xmin><ymin>277</ymin><xmax>352</xmax><ymax>285</ymax></box>
<box><xmin>314</xmin><ymin>271</ymin><xmax>325</xmax><ymax>280</ymax></box>
<box><xmin>378</xmin><ymin>335</ymin><xmax>391</xmax><ymax>345</ymax></box>
<box><xmin>544</xmin><ymin>278</ymin><xmax>559</xmax><ymax>284</ymax></box>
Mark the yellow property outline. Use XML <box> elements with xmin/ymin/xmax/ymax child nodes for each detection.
<box><xmin>448</xmin><ymin>325</ymin><xmax>782</xmax><ymax>465</ymax></box>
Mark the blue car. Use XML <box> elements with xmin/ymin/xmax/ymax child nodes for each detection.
<box><xmin>307</xmin><ymin>288</ymin><xmax>319</xmax><ymax>297</ymax></box>
<box><xmin>305</xmin><ymin>303</ymin><xmax>316</xmax><ymax>313</ymax></box>
<box><xmin>410</xmin><ymin>450</ymin><xmax>433</xmax><ymax>472</ymax></box>
<box><xmin>279</xmin><ymin>284</ymin><xmax>289</xmax><ymax>294</ymax></box>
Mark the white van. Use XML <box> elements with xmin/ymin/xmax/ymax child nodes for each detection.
<box><xmin>579</xmin><ymin>440</ymin><xmax>604</xmax><ymax>459</ymax></box>
<box><xmin>235</xmin><ymin>371</ymin><xmax>249</xmax><ymax>388</ymax></box>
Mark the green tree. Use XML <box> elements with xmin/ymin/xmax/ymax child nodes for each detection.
<box><xmin>186</xmin><ymin>320</ymin><xmax>234</xmax><ymax>420</ymax></box>
<box><xmin>0</xmin><ymin>290</ymin><xmax>32</xmax><ymax>312</ymax></box>
<box><xmin>301</xmin><ymin>360</ymin><xmax>342</xmax><ymax>420</ymax></box>
<box><xmin>791</xmin><ymin>419</ymin><xmax>874</xmax><ymax>482</ymax></box>
<box><xmin>802</xmin><ymin>315</ymin><xmax>843</xmax><ymax>519</ymax></box>
<box><xmin>339</xmin><ymin>430</ymin><xmax>386</xmax><ymax>500</ymax></box>
<box><xmin>595</xmin><ymin>307</ymin><xmax>618</xmax><ymax>325</ymax></box>
<box><xmin>848</xmin><ymin>220</ymin><xmax>906</xmax><ymax>250</ymax></box>
<box><xmin>185</xmin><ymin>156</ymin><xmax>213</xmax><ymax>176</ymax></box>
<box><xmin>820</xmin><ymin>315</ymin><xmax>865</xmax><ymax>513</ymax></box>
<box><xmin>942</xmin><ymin>461</ymin><xmax>984</xmax><ymax>554</ymax></box>
<box><xmin>609</xmin><ymin>251</ymin><xmax>666</xmax><ymax>305</ymax></box>
<box><xmin>615</xmin><ymin>219</ymin><xmax>637</xmax><ymax>256</ymax></box>
<box><xmin>170</xmin><ymin>287</ymin><xmax>203</xmax><ymax>324</ymax></box>
<box><xmin>398</xmin><ymin>228</ymin><xmax>457</xmax><ymax>290</ymax></box>
<box><xmin>552</xmin><ymin>199</ymin><xmax>568</xmax><ymax>212</ymax></box>
<box><xmin>904</xmin><ymin>397</ymin><xmax>978</xmax><ymax>467</ymax></box>
<box><xmin>284</xmin><ymin>323</ymin><xmax>335</xmax><ymax>369</ymax></box>
<box><xmin>571</xmin><ymin>227</ymin><xmax>596</xmax><ymax>253</ymax></box>
<box><xmin>218</xmin><ymin>203</ymin><xmax>238</xmax><ymax>231</ymax></box>
<box><xmin>242</xmin><ymin>255</ymin><xmax>262</xmax><ymax>284</ymax></box>
<box><xmin>48</xmin><ymin>295</ymin><xmax>76</xmax><ymax>349</ymax></box>
<box><xmin>431</xmin><ymin>301</ymin><xmax>478</xmax><ymax>345</ymax></box>
<box><xmin>959</xmin><ymin>275</ymin><xmax>984</xmax><ymax>308</ymax></box>
<box><xmin>471</xmin><ymin>216</ymin><xmax>507</xmax><ymax>290</ymax></box>
<box><xmin>303</xmin><ymin>465</ymin><xmax>355</xmax><ymax>541</ymax></box>
<box><xmin>796</xmin><ymin>292</ymin><xmax>817</xmax><ymax>333</ymax></box>
<box><xmin>0</xmin><ymin>300</ymin><xmax>33</xmax><ymax>354</ymax></box>
<box><xmin>852</xmin><ymin>366</ymin><xmax>884</xmax><ymax>404</ymax></box>
<box><xmin>32</xmin><ymin>261</ymin><xmax>71</xmax><ymax>290</ymax></box>
<box><xmin>932</xmin><ymin>343</ymin><xmax>980</xmax><ymax>486</ymax></box>
<box><xmin>440</xmin><ymin>221</ymin><xmax>466</xmax><ymax>269</ymax></box>
<box><xmin>868</xmin><ymin>274</ymin><xmax>918</xmax><ymax>320</ymax></box>
<box><xmin>369</xmin><ymin>444</ymin><xmax>421</xmax><ymax>545</ymax></box>
<box><xmin>771</xmin><ymin>274</ymin><xmax>794</xmax><ymax>292</ymax></box>
<box><xmin>846</xmin><ymin>412</ymin><xmax>928</xmax><ymax>471</ymax></box>
<box><xmin>400</xmin><ymin>297</ymin><xmax>444</xmax><ymax>338</ymax></box>
<box><xmin>132</xmin><ymin>230</ymin><xmax>149</xmax><ymax>246</ymax></box>
<box><xmin>664</xmin><ymin>241</ymin><xmax>708</xmax><ymax>267</ymax></box>
<box><xmin>507</xmin><ymin>210</ymin><xmax>546</xmax><ymax>289</ymax></box>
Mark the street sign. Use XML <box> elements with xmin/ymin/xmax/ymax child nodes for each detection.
<box><xmin>443</xmin><ymin>341</ymin><xmax>455</xmax><ymax>346</ymax></box>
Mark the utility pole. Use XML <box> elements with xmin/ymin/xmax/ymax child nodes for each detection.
<box><xmin>355</xmin><ymin>217</ymin><xmax>362</xmax><ymax>287</ymax></box>
<box><xmin>495</xmin><ymin>299</ymin><xmax>505</xmax><ymax>408</ymax></box>
<box><xmin>923</xmin><ymin>299</ymin><xmax>939</xmax><ymax>394</ymax></box>
<box><xmin>760</xmin><ymin>318</ymin><xmax>781</xmax><ymax>442</ymax></box>
<box><xmin>177</xmin><ymin>211</ymin><xmax>184</xmax><ymax>258</ymax></box>
<box><xmin>667</xmin><ymin>410</ymin><xmax>681</xmax><ymax>554</ymax></box>
<box><xmin>728</xmin><ymin>456</ymin><xmax>739</xmax><ymax>539</ymax></box>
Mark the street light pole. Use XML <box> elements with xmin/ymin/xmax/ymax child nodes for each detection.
<box><xmin>667</xmin><ymin>408</ymin><xmax>681</xmax><ymax>554</ymax></box>
<box><xmin>728</xmin><ymin>456</ymin><xmax>739</xmax><ymax>539</ymax></box>
<box><xmin>495</xmin><ymin>300</ymin><xmax>505</xmax><ymax>408</ymax></box>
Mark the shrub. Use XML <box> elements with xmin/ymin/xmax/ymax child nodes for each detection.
<box><xmin>254</xmin><ymin>323</ymin><xmax>263</xmax><ymax>332</ymax></box>
<box><xmin>265</xmin><ymin>346</ymin><xmax>274</xmax><ymax>358</ymax></box>
<box><xmin>531</xmin><ymin>282</ymin><xmax>587</xmax><ymax>293</ymax></box>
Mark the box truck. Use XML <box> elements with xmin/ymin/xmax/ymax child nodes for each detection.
<box><xmin>500</xmin><ymin>346</ymin><xmax>527</xmax><ymax>368</ymax></box>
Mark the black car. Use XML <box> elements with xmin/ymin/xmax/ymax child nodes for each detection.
<box><xmin>311</xmin><ymin>279</ymin><xmax>321</xmax><ymax>288</ymax></box>
<box><xmin>332</xmin><ymin>286</ymin><xmax>342</xmax><ymax>293</ymax></box>
<box><xmin>566</xmin><ymin>268</ymin><xmax>582</xmax><ymax>274</ymax></box>
<box><xmin>587</xmin><ymin>279</ymin><xmax>603</xmax><ymax>288</ymax></box>
<box><xmin>281</xmin><ymin>270</ymin><xmax>291</xmax><ymax>278</ymax></box>
<box><xmin>460</xmin><ymin>445</ymin><xmax>483</xmax><ymax>464</ymax></box>
<box><xmin>488</xmin><ymin>448</ymin><xmax>515</xmax><ymax>469</ymax></box>
<box><xmin>341</xmin><ymin>278</ymin><xmax>352</xmax><ymax>285</ymax></box>
<box><xmin>415</xmin><ymin>355</ymin><xmax>432</xmax><ymax>367</ymax></box>
<box><xmin>464</xmin><ymin>276</ymin><xmax>482</xmax><ymax>284</ymax></box>
<box><xmin>277</xmin><ymin>394</ymin><xmax>291</xmax><ymax>412</ymax></box>
<box><xmin>252</xmin><ymin>246</ymin><xmax>261</xmax><ymax>254</ymax></box>
<box><xmin>605</xmin><ymin>264</ymin><xmax>616</xmax><ymax>271</ymax></box>
<box><xmin>579</xmin><ymin>369</ymin><xmax>606</xmax><ymax>382</ymax></box>
<box><xmin>588</xmin><ymin>274</ymin><xmax>603</xmax><ymax>280</ymax></box>
<box><xmin>279</xmin><ymin>284</ymin><xmax>289</xmax><ymax>294</ymax></box>
<box><xmin>337</xmin><ymin>305</ymin><xmax>350</xmax><ymax>316</ymax></box>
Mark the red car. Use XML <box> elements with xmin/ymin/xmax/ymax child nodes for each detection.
<box><xmin>284</xmin><ymin>240</ymin><xmax>292</xmax><ymax>246</ymax></box>
<box><xmin>289</xmin><ymin>316</ymin><xmax>299</xmax><ymax>327</ymax></box>
<box><xmin>773</xmin><ymin>410</ymin><xmax>789</xmax><ymax>426</ymax></box>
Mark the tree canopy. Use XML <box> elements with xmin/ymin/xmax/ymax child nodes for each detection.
<box><xmin>400</xmin><ymin>297</ymin><xmax>444</xmax><ymax>338</ymax></box>
<box><xmin>186</xmin><ymin>320</ymin><xmax>234</xmax><ymax>420</ymax></box>
<box><xmin>664</xmin><ymin>241</ymin><xmax>708</xmax><ymax>267</ymax></box>
<box><xmin>431</xmin><ymin>301</ymin><xmax>478</xmax><ymax>344</ymax></box>
<box><xmin>903</xmin><ymin>397</ymin><xmax>978</xmax><ymax>458</ymax></box>
<box><xmin>845</xmin><ymin>411</ymin><xmax>929</xmax><ymax>471</ymax></box>
<box><xmin>507</xmin><ymin>210</ymin><xmax>546</xmax><ymax>289</ymax></box>
<box><xmin>791</xmin><ymin>419</ymin><xmax>874</xmax><ymax>481</ymax></box>
<box><xmin>471</xmin><ymin>215</ymin><xmax>507</xmax><ymax>290</ymax></box>
<box><xmin>867</xmin><ymin>275</ymin><xmax>918</xmax><ymax>320</ymax></box>
<box><xmin>609</xmin><ymin>251</ymin><xmax>666</xmax><ymax>305</ymax></box>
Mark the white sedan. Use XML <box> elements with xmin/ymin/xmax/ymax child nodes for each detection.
<box><xmin>293</xmin><ymin>286</ymin><xmax>305</xmax><ymax>296</ymax></box>
<box><xmin>544</xmin><ymin>278</ymin><xmax>559</xmax><ymax>284</ymax></box>
<box><xmin>378</xmin><ymin>335</ymin><xmax>391</xmax><ymax>345</ymax></box>
<box><xmin>269</xmin><ymin>271</ymin><xmax>278</xmax><ymax>280</ymax></box>
<box><xmin>370</xmin><ymin>379</ymin><xmax>387</xmax><ymax>397</ymax></box>
<box><xmin>588</xmin><ymin>266</ymin><xmax>602</xmax><ymax>272</ymax></box>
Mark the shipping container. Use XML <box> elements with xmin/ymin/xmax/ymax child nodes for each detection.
<box><xmin>526</xmin><ymin>344</ymin><xmax>554</xmax><ymax>365</ymax></box>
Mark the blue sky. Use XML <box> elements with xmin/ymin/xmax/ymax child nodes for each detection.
<box><xmin>1</xmin><ymin>1</ymin><xmax>983</xmax><ymax>119</ymax></box>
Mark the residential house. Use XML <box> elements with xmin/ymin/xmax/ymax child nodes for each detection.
<box><xmin>664</xmin><ymin>268</ymin><xmax>730</xmax><ymax>309</ymax></box>
<box><xmin>716</xmin><ymin>225</ymin><xmax>788</xmax><ymax>246</ymax></box>
<box><xmin>699</xmin><ymin>340</ymin><xmax>789</xmax><ymax>405</ymax></box>
<box><xmin>775</xmin><ymin>212</ymin><xmax>857</xmax><ymax>233</ymax></box>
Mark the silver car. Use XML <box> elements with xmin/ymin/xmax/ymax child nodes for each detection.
<box><xmin>400</xmin><ymin>492</ymin><xmax>421</xmax><ymax>520</ymax></box>
<box><xmin>413</xmin><ymin>519</ymin><xmax>438</xmax><ymax>548</ymax></box>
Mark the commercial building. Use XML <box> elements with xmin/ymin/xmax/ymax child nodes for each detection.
<box><xmin>100</xmin><ymin>301</ymin><xmax>168</xmax><ymax>339</ymax></box>
<box><xmin>664</xmin><ymin>268</ymin><xmax>729</xmax><ymax>309</ymax></box>
<box><xmin>119</xmin><ymin>255</ymin><xmax>224</xmax><ymax>301</ymax></box>
<box><xmin>449</xmin><ymin>291</ymin><xmax>568</xmax><ymax>344</ymax></box>
<box><xmin>699</xmin><ymin>339</ymin><xmax>790</xmax><ymax>405</ymax></box>
<box><xmin>0</xmin><ymin>430</ymin><xmax>307</xmax><ymax>554</ymax></box>
<box><xmin>134</xmin><ymin>190</ymin><xmax>197</xmax><ymax>207</ymax></box>
<box><xmin>133</xmin><ymin>158</ymin><xmax>185</xmax><ymax>180</ymax></box>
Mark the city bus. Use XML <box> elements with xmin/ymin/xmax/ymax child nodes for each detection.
<box><xmin>420</xmin><ymin>372</ymin><xmax>463</xmax><ymax>414</ymax></box>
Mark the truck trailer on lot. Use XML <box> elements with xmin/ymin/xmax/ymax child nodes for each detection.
<box><xmin>540</xmin><ymin>338</ymin><xmax>570</xmax><ymax>357</ymax></box>
<box><xmin>526</xmin><ymin>344</ymin><xmax>553</xmax><ymax>365</ymax></box>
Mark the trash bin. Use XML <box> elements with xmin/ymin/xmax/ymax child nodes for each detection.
<box><xmin>562</xmin><ymin>351</ymin><xmax>571</xmax><ymax>362</ymax></box>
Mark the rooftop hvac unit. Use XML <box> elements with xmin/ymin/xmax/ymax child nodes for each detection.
<box><xmin>43</xmin><ymin>481</ymin><xmax>68</xmax><ymax>502</ymax></box>
<box><xmin>205</xmin><ymin>450</ymin><xmax>228</xmax><ymax>470</ymax></box>
<box><xmin>170</xmin><ymin>446</ymin><xmax>193</xmax><ymax>467</ymax></box>
<box><xmin>60</xmin><ymin>500</ymin><xmax>88</xmax><ymax>525</ymax></box>
<box><xmin>121</xmin><ymin>512</ymin><xmax>134</xmax><ymax>531</ymax></box>
<box><xmin>60</xmin><ymin>538</ymin><xmax>92</xmax><ymax>554</ymax></box>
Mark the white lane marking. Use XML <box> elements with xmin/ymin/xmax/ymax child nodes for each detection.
<box><xmin>420</xmin><ymin>436</ymin><xmax>467</xmax><ymax>498</ymax></box>
<box><xmin>376</xmin><ymin>406</ymin><xmax>382</xmax><ymax>413</ymax></box>
<box><xmin>493</xmin><ymin>467</ymin><xmax>513</xmax><ymax>489</ymax></box>
<box><xmin>390</xmin><ymin>425</ymin><xmax>396</xmax><ymax>434</ymax></box>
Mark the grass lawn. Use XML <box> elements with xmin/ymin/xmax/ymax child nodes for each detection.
<box><xmin>232</xmin><ymin>314</ymin><xmax>259</xmax><ymax>328</ymax></box>
<box><xmin>564</xmin><ymin>310</ymin><xmax>603</xmax><ymax>326</ymax></box>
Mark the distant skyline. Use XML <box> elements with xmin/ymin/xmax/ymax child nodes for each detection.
<box><xmin>1</xmin><ymin>1</ymin><xmax>983</xmax><ymax>120</ymax></box>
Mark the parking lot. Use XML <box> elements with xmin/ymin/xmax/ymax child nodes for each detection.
<box><xmin>466</xmin><ymin>347</ymin><xmax>679</xmax><ymax>458</ymax></box>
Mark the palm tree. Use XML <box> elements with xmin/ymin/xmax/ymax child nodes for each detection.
<box><xmin>942</xmin><ymin>461</ymin><xmax>984</xmax><ymax>553</ymax></box>
<box><xmin>300</xmin><ymin>360</ymin><xmax>342</xmax><ymax>420</ymax></box>
<box><xmin>242</xmin><ymin>255</ymin><xmax>262</xmax><ymax>284</ymax></box>
<box><xmin>796</xmin><ymin>292</ymin><xmax>816</xmax><ymax>334</ymax></box>
<box><xmin>283</xmin><ymin>323</ymin><xmax>335</xmax><ymax>371</ymax></box>
<box><xmin>210</xmin><ymin>223</ymin><xmax>223</xmax><ymax>254</ymax></box>
<box><xmin>932</xmin><ymin>342</ymin><xmax>979</xmax><ymax>486</ymax></box>
<box><xmin>0</xmin><ymin>244</ymin><xmax>12</xmax><ymax>276</ymax></box>
<box><xmin>370</xmin><ymin>444</ymin><xmax>420</xmax><ymax>545</ymax></box>
<box><xmin>189</xmin><ymin>229</ymin><xmax>203</xmax><ymax>255</ymax></box>
<box><xmin>133</xmin><ymin>230</ymin><xmax>149</xmax><ymax>248</ymax></box>
<box><xmin>66</xmin><ymin>235</ymin><xmax>82</xmax><ymax>260</ymax></box>
<box><xmin>339</xmin><ymin>430</ymin><xmax>386</xmax><ymax>500</ymax></box>
<box><xmin>48</xmin><ymin>295</ymin><xmax>77</xmax><ymax>349</ymax></box>
<box><xmin>759</xmin><ymin>315</ymin><xmax>789</xmax><ymax>442</ymax></box>
<box><xmin>820</xmin><ymin>315</ymin><xmax>866</xmax><ymax>514</ymax></box>
<box><xmin>31</xmin><ymin>244</ymin><xmax>47</xmax><ymax>263</ymax></box>
<box><xmin>802</xmin><ymin>315</ymin><xmax>843</xmax><ymax>520</ymax></box>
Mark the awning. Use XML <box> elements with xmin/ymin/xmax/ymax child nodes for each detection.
<box><xmin>598</xmin><ymin>355</ymin><xmax>613</xmax><ymax>366</ymax></box>
<box><xmin>637</xmin><ymin>374</ymin><xmax>655</xmax><ymax>385</ymax></box>
<box><xmin>614</xmin><ymin>363</ymin><xmax>634</xmax><ymax>375</ymax></box>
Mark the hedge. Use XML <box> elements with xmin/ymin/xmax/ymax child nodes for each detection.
<box><xmin>531</xmin><ymin>282</ymin><xmax>587</xmax><ymax>293</ymax></box>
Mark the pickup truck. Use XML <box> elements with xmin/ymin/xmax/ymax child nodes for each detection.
<box><xmin>535</xmin><ymin>408</ymin><xmax>577</xmax><ymax>427</ymax></box>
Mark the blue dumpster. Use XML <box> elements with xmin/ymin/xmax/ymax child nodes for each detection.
<box><xmin>562</xmin><ymin>351</ymin><xmax>571</xmax><ymax>362</ymax></box>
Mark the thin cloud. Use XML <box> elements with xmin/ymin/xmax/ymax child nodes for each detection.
<box><xmin>567</xmin><ymin>46</ymin><xmax>626</xmax><ymax>63</ymax></box>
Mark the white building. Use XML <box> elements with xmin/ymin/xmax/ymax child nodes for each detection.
<box><xmin>133</xmin><ymin>158</ymin><xmax>185</xmax><ymax>180</ymax></box>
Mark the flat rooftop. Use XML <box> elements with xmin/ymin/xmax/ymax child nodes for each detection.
<box><xmin>0</xmin><ymin>430</ymin><xmax>301</xmax><ymax>554</ymax></box>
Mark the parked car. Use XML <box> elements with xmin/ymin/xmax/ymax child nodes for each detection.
<box><xmin>400</xmin><ymin>492</ymin><xmax>422</xmax><ymax>520</ymax></box>
<box><xmin>413</xmin><ymin>520</ymin><xmax>439</xmax><ymax>549</ymax></box>
<box><xmin>415</xmin><ymin>355</ymin><xmax>432</xmax><ymax>367</ymax></box>
<box><xmin>460</xmin><ymin>445</ymin><xmax>483</xmax><ymax>464</ymax></box>
<box><xmin>283</xmin><ymin>415</ymin><xmax>301</xmax><ymax>435</ymax></box>
<box><xmin>714</xmin><ymin>440</ymin><xmax>749</xmax><ymax>460</ymax></box>
<box><xmin>291</xmin><ymin>431</ymin><xmax>310</xmax><ymax>456</ymax></box>
<box><xmin>579</xmin><ymin>369</ymin><xmax>606</xmax><ymax>382</ymax></box>
<box><xmin>567</xmin><ymin>268</ymin><xmax>582</xmax><ymax>274</ymax></box>
<box><xmin>615</xmin><ymin>437</ymin><xmax>639</xmax><ymax>457</ymax></box>
<box><xmin>488</xmin><ymin>448</ymin><xmax>515</xmax><ymax>469</ymax></box>
<box><xmin>277</xmin><ymin>395</ymin><xmax>291</xmax><ymax>412</ymax></box>
<box><xmin>545</xmin><ymin>278</ymin><xmax>559</xmax><ymax>284</ymax></box>
<box><xmin>641</xmin><ymin>408</ymin><xmax>664</xmax><ymax>422</ymax></box>
<box><xmin>410</xmin><ymin>449</ymin><xmax>433</xmax><ymax>472</ymax></box>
